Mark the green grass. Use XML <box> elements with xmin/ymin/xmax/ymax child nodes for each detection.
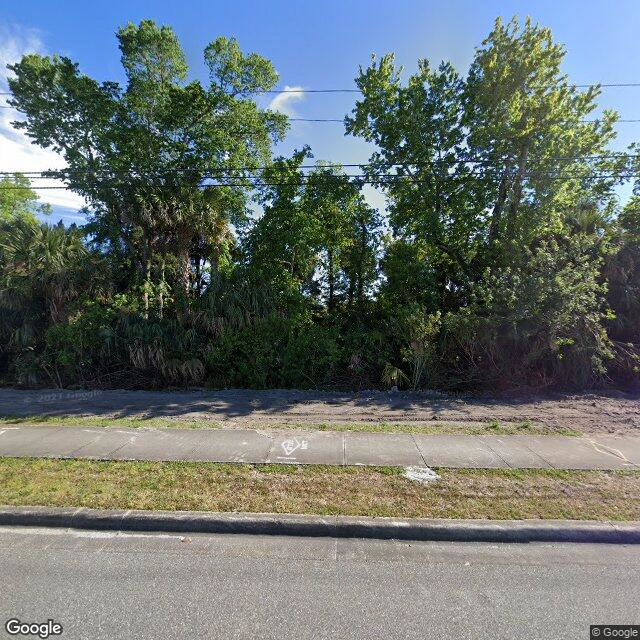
<box><xmin>0</xmin><ymin>457</ymin><xmax>636</xmax><ymax>520</ymax></box>
<box><xmin>0</xmin><ymin>414</ymin><xmax>581</xmax><ymax>436</ymax></box>
<box><xmin>0</xmin><ymin>415</ymin><xmax>224</xmax><ymax>430</ymax></box>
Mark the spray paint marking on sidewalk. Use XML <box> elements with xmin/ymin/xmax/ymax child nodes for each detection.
<box><xmin>276</xmin><ymin>436</ymin><xmax>309</xmax><ymax>461</ymax></box>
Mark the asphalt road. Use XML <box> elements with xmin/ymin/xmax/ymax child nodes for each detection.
<box><xmin>1</xmin><ymin>527</ymin><xmax>639</xmax><ymax>639</ymax></box>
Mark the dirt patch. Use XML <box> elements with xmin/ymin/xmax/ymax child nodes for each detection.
<box><xmin>0</xmin><ymin>388</ymin><xmax>638</xmax><ymax>435</ymax></box>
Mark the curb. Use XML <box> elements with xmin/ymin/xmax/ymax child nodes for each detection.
<box><xmin>1</xmin><ymin>506</ymin><xmax>639</xmax><ymax>543</ymax></box>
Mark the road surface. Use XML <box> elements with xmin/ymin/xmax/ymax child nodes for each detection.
<box><xmin>1</xmin><ymin>526</ymin><xmax>638</xmax><ymax>639</ymax></box>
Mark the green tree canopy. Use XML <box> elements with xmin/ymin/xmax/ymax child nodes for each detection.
<box><xmin>347</xmin><ymin>17</ymin><xmax>624</xmax><ymax>308</ymax></box>
<box><xmin>0</xmin><ymin>173</ymin><xmax>50</xmax><ymax>225</ymax></box>
<box><xmin>8</xmin><ymin>20</ymin><xmax>287</xmax><ymax>302</ymax></box>
<box><xmin>247</xmin><ymin>150</ymin><xmax>380</xmax><ymax>312</ymax></box>
<box><xmin>1</xmin><ymin>16</ymin><xmax>638</xmax><ymax>391</ymax></box>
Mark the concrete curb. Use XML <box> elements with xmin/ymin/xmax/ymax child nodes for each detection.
<box><xmin>1</xmin><ymin>505</ymin><xmax>639</xmax><ymax>543</ymax></box>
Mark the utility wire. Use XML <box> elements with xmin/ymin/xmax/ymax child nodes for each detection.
<box><xmin>1</xmin><ymin>171</ymin><xmax>637</xmax><ymax>190</ymax></box>
<box><xmin>3</xmin><ymin>103</ymin><xmax>640</xmax><ymax>126</ymax></box>
<box><xmin>2</xmin><ymin>82</ymin><xmax>640</xmax><ymax>98</ymax></box>
<box><xmin>297</xmin><ymin>117</ymin><xmax>640</xmax><ymax>123</ymax></box>
<box><xmin>2</xmin><ymin>153</ymin><xmax>638</xmax><ymax>178</ymax></box>
<box><xmin>289</xmin><ymin>118</ymin><xmax>345</xmax><ymax>122</ymax></box>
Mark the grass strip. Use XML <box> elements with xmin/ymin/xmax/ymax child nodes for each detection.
<box><xmin>0</xmin><ymin>458</ymin><xmax>636</xmax><ymax>521</ymax></box>
<box><xmin>0</xmin><ymin>415</ymin><xmax>581</xmax><ymax>436</ymax></box>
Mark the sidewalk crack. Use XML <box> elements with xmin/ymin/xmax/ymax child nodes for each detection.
<box><xmin>410</xmin><ymin>433</ymin><xmax>428</xmax><ymax>467</ymax></box>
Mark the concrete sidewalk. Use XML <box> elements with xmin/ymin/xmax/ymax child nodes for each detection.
<box><xmin>1</xmin><ymin>424</ymin><xmax>639</xmax><ymax>469</ymax></box>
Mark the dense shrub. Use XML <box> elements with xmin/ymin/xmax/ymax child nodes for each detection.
<box><xmin>203</xmin><ymin>316</ymin><xmax>340</xmax><ymax>389</ymax></box>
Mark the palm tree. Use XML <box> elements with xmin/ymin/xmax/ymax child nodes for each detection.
<box><xmin>0</xmin><ymin>220</ymin><xmax>96</xmax><ymax>354</ymax></box>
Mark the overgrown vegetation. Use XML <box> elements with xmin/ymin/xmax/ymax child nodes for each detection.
<box><xmin>1</xmin><ymin>17</ymin><xmax>638</xmax><ymax>391</ymax></box>
<box><xmin>0</xmin><ymin>458</ymin><xmax>638</xmax><ymax>520</ymax></box>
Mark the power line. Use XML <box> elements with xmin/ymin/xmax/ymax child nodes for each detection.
<box><xmin>261</xmin><ymin>84</ymin><xmax>640</xmax><ymax>92</ymax></box>
<box><xmin>1</xmin><ymin>171</ymin><xmax>637</xmax><ymax>190</ymax></box>
<box><xmin>3</xmin><ymin>102</ymin><xmax>640</xmax><ymax>125</ymax></box>
<box><xmin>290</xmin><ymin>116</ymin><xmax>640</xmax><ymax>124</ymax></box>
<box><xmin>178</xmin><ymin>84</ymin><xmax>640</xmax><ymax>93</ymax></box>
<box><xmin>1</xmin><ymin>152</ymin><xmax>638</xmax><ymax>179</ymax></box>
<box><xmin>260</xmin><ymin>89</ymin><xmax>361</xmax><ymax>93</ymax></box>
<box><xmin>2</xmin><ymin>82</ymin><xmax>640</xmax><ymax>98</ymax></box>
<box><xmin>577</xmin><ymin>83</ymin><xmax>640</xmax><ymax>88</ymax></box>
<box><xmin>290</xmin><ymin>118</ymin><xmax>344</xmax><ymax>122</ymax></box>
<box><xmin>297</xmin><ymin>117</ymin><xmax>640</xmax><ymax>124</ymax></box>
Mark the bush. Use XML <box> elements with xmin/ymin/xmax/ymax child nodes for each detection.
<box><xmin>435</xmin><ymin>236</ymin><xmax>613</xmax><ymax>390</ymax></box>
<box><xmin>204</xmin><ymin>316</ymin><xmax>340</xmax><ymax>389</ymax></box>
<box><xmin>204</xmin><ymin>316</ymin><xmax>288</xmax><ymax>388</ymax></box>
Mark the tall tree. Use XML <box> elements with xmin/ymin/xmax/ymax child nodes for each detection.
<box><xmin>247</xmin><ymin>148</ymin><xmax>319</xmax><ymax>303</ymax></box>
<box><xmin>464</xmin><ymin>17</ymin><xmax>623</xmax><ymax>263</ymax></box>
<box><xmin>248</xmin><ymin>152</ymin><xmax>379</xmax><ymax>311</ymax></box>
<box><xmin>8</xmin><ymin>20</ymin><xmax>287</xmax><ymax>305</ymax></box>
<box><xmin>0</xmin><ymin>173</ymin><xmax>50</xmax><ymax>224</ymax></box>
<box><xmin>346</xmin><ymin>57</ymin><xmax>481</xmax><ymax>309</ymax></box>
<box><xmin>302</xmin><ymin>165</ymin><xmax>379</xmax><ymax>311</ymax></box>
<box><xmin>347</xmin><ymin>15</ymin><xmax>627</xmax><ymax>387</ymax></box>
<box><xmin>347</xmin><ymin>17</ymin><xmax>624</xmax><ymax>307</ymax></box>
<box><xmin>340</xmin><ymin>196</ymin><xmax>380</xmax><ymax>309</ymax></box>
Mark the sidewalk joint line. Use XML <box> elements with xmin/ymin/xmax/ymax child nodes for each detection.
<box><xmin>477</xmin><ymin>437</ymin><xmax>513</xmax><ymax>468</ymax></box>
<box><xmin>520</xmin><ymin>440</ymin><xmax>555</xmax><ymax>468</ymax></box>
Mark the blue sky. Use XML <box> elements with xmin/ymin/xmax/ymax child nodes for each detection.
<box><xmin>1</xmin><ymin>0</ymin><xmax>639</xmax><ymax>224</ymax></box>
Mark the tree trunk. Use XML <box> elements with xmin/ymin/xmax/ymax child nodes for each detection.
<box><xmin>176</xmin><ymin>229</ymin><xmax>193</xmax><ymax>302</ymax></box>
<box><xmin>158</xmin><ymin>259</ymin><xmax>165</xmax><ymax>320</ymax></box>
<box><xmin>347</xmin><ymin>275</ymin><xmax>355</xmax><ymax>308</ymax></box>
<box><xmin>328</xmin><ymin>247</ymin><xmax>335</xmax><ymax>311</ymax></box>
<box><xmin>506</xmin><ymin>144</ymin><xmax>530</xmax><ymax>239</ymax></box>
<box><xmin>488</xmin><ymin>161</ymin><xmax>513</xmax><ymax>247</ymax></box>
<box><xmin>143</xmin><ymin>255</ymin><xmax>151</xmax><ymax>319</ymax></box>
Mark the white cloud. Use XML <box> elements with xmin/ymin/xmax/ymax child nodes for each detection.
<box><xmin>0</xmin><ymin>24</ymin><xmax>86</xmax><ymax>211</ymax></box>
<box><xmin>268</xmin><ymin>85</ymin><xmax>305</xmax><ymax>117</ymax></box>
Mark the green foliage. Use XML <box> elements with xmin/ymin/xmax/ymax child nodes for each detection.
<box><xmin>281</xmin><ymin>322</ymin><xmax>340</xmax><ymax>388</ymax></box>
<box><xmin>0</xmin><ymin>174</ymin><xmax>50</xmax><ymax>225</ymax></box>
<box><xmin>379</xmin><ymin>239</ymin><xmax>439</xmax><ymax>310</ymax></box>
<box><xmin>344</xmin><ymin>15</ymin><xmax>630</xmax><ymax>390</ymax></box>
<box><xmin>381</xmin><ymin>363</ymin><xmax>409</xmax><ymax>389</ymax></box>
<box><xmin>8</xmin><ymin>19</ymin><xmax>286</xmax><ymax>302</ymax></box>
<box><xmin>248</xmin><ymin>150</ymin><xmax>381</xmax><ymax>313</ymax></box>
<box><xmin>604</xmin><ymin>197</ymin><xmax>640</xmax><ymax>383</ymax></box>
<box><xmin>1</xmin><ymin>16</ymin><xmax>639</xmax><ymax>391</ymax></box>
<box><xmin>204</xmin><ymin>316</ymin><xmax>339</xmax><ymax>389</ymax></box>
<box><xmin>40</xmin><ymin>303</ymin><xmax>119</xmax><ymax>386</ymax></box>
<box><xmin>0</xmin><ymin>221</ymin><xmax>101</xmax><ymax>385</ymax></box>
<box><xmin>437</xmin><ymin>232</ymin><xmax>612</xmax><ymax>389</ymax></box>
